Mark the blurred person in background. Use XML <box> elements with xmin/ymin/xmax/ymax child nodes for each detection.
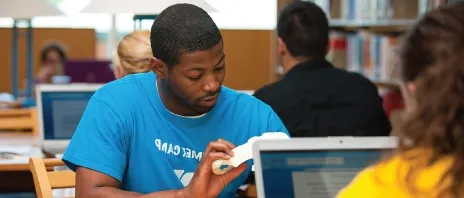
<box><xmin>0</xmin><ymin>43</ymin><xmax>65</xmax><ymax>108</ymax></box>
<box><xmin>113</xmin><ymin>30</ymin><xmax>153</xmax><ymax>79</ymax></box>
<box><xmin>36</xmin><ymin>42</ymin><xmax>68</xmax><ymax>83</ymax></box>
<box><xmin>337</xmin><ymin>2</ymin><xmax>464</xmax><ymax>198</ymax></box>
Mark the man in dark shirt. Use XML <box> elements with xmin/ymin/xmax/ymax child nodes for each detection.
<box><xmin>253</xmin><ymin>1</ymin><xmax>391</xmax><ymax>137</ymax></box>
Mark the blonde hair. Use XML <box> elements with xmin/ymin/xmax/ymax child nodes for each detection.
<box><xmin>115</xmin><ymin>30</ymin><xmax>152</xmax><ymax>74</ymax></box>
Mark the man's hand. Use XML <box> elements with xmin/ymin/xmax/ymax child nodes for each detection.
<box><xmin>184</xmin><ymin>138</ymin><xmax>247</xmax><ymax>198</ymax></box>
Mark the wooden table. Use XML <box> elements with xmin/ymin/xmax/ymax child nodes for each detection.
<box><xmin>0</xmin><ymin>131</ymin><xmax>41</xmax><ymax>170</ymax></box>
<box><xmin>0</xmin><ymin>132</ymin><xmax>42</xmax><ymax>192</ymax></box>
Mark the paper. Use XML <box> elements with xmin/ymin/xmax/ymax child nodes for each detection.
<box><xmin>0</xmin><ymin>156</ymin><xmax>30</xmax><ymax>164</ymax></box>
<box><xmin>0</xmin><ymin>145</ymin><xmax>33</xmax><ymax>155</ymax></box>
<box><xmin>212</xmin><ymin>132</ymin><xmax>290</xmax><ymax>175</ymax></box>
<box><xmin>229</xmin><ymin>132</ymin><xmax>290</xmax><ymax>167</ymax></box>
<box><xmin>0</xmin><ymin>146</ymin><xmax>43</xmax><ymax>164</ymax></box>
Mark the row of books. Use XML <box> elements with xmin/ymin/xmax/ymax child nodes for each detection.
<box><xmin>306</xmin><ymin>0</ymin><xmax>446</xmax><ymax>21</ymax></box>
<box><xmin>326</xmin><ymin>31</ymin><xmax>401</xmax><ymax>82</ymax></box>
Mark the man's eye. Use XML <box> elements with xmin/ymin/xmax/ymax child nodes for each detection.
<box><xmin>215</xmin><ymin>66</ymin><xmax>225</xmax><ymax>71</ymax></box>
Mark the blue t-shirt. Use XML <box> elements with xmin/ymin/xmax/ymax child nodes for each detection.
<box><xmin>62</xmin><ymin>72</ymin><xmax>289</xmax><ymax>197</ymax></box>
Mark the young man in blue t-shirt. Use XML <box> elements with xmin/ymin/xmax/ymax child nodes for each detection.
<box><xmin>62</xmin><ymin>3</ymin><xmax>289</xmax><ymax>198</ymax></box>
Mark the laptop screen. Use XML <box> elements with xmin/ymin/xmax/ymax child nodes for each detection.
<box><xmin>41</xmin><ymin>91</ymin><xmax>94</xmax><ymax>140</ymax></box>
<box><xmin>260</xmin><ymin>149</ymin><xmax>390</xmax><ymax>198</ymax></box>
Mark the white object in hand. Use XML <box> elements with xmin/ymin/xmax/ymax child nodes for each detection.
<box><xmin>212</xmin><ymin>132</ymin><xmax>290</xmax><ymax>175</ymax></box>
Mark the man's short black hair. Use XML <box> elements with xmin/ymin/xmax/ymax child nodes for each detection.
<box><xmin>277</xmin><ymin>1</ymin><xmax>329</xmax><ymax>58</ymax></box>
<box><xmin>150</xmin><ymin>3</ymin><xmax>222</xmax><ymax>67</ymax></box>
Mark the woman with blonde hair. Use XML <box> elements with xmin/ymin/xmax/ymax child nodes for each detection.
<box><xmin>337</xmin><ymin>2</ymin><xmax>464</xmax><ymax>198</ymax></box>
<box><xmin>113</xmin><ymin>30</ymin><xmax>152</xmax><ymax>79</ymax></box>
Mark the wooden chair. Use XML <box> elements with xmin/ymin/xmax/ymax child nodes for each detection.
<box><xmin>29</xmin><ymin>158</ymin><xmax>75</xmax><ymax>198</ymax></box>
<box><xmin>0</xmin><ymin>108</ymin><xmax>39</xmax><ymax>136</ymax></box>
<box><xmin>245</xmin><ymin>185</ymin><xmax>257</xmax><ymax>197</ymax></box>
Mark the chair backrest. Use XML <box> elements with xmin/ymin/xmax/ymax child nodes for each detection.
<box><xmin>0</xmin><ymin>108</ymin><xmax>39</xmax><ymax>136</ymax></box>
<box><xmin>29</xmin><ymin>158</ymin><xmax>75</xmax><ymax>198</ymax></box>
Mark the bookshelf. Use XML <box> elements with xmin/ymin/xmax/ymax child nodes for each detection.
<box><xmin>329</xmin><ymin>19</ymin><xmax>417</xmax><ymax>27</ymax></box>
<box><xmin>275</xmin><ymin>0</ymin><xmax>447</xmax><ymax>90</ymax></box>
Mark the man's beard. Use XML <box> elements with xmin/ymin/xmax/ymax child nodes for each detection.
<box><xmin>165</xmin><ymin>80</ymin><xmax>221</xmax><ymax>115</ymax></box>
<box><xmin>192</xmin><ymin>104</ymin><xmax>214</xmax><ymax>114</ymax></box>
<box><xmin>192</xmin><ymin>89</ymin><xmax>221</xmax><ymax>114</ymax></box>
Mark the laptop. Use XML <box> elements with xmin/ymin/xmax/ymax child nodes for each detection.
<box><xmin>36</xmin><ymin>84</ymin><xmax>103</xmax><ymax>155</ymax></box>
<box><xmin>252</xmin><ymin>137</ymin><xmax>398</xmax><ymax>198</ymax></box>
<box><xmin>64</xmin><ymin>60</ymin><xmax>116</xmax><ymax>83</ymax></box>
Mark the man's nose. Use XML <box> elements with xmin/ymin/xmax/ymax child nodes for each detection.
<box><xmin>203</xmin><ymin>75</ymin><xmax>219</xmax><ymax>93</ymax></box>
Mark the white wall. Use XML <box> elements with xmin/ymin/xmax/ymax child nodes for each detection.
<box><xmin>0</xmin><ymin>0</ymin><xmax>277</xmax><ymax>31</ymax></box>
<box><xmin>206</xmin><ymin>0</ymin><xmax>277</xmax><ymax>30</ymax></box>
<box><xmin>138</xmin><ymin>0</ymin><xmax>277</xmax><ymax>30</ymax></box>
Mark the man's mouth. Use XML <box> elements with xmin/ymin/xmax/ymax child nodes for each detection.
<box><xmin>200</xmin><ymin>95</ymin><xmax>218</xmax><ymax>107</ymax></box>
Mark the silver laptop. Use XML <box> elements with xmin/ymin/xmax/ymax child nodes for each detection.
<box><xmin>252</xmin><ymin>137</ymin><xmax>398</xmax><ymax>198</ymax></box>
<box><xmin>36</xmin><ymin>84</ymin><xmax>103</xmax><ymax>155</ymax></box>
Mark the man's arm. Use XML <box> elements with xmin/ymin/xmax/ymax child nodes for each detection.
<box><xmin>76</xmin><ymin>139</ymin><xmax>246</xmax><ymax>198</ymax></box>
<box><xmin>76</xmin><ymin>167</ymin><xmax>186</xmax><ymax>198</ymax></box>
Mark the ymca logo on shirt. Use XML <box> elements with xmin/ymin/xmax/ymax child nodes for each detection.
<box><xmin>155</xmin><ymin>139</ymin><xmax>203</xmax><ymax>186</ymax></box>
<box><xmin>174</xmin><ymin>169</ymin><xmax>194</xmax><ymax>186</ymax></box>
<box><xmin>154</xmin><ymin>139</ymin><xmax>203</xmax><ymax>161</ymax></box>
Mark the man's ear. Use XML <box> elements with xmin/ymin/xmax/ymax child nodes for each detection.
<box><xmin>151</xmin><ymin>57</ymin><xmax>167</xmax><ymax>78</ymax></box>
<box><xmin>277</xmin><ymin>38</ymin><xmax>287</xmax><ymax>57</ymax></box>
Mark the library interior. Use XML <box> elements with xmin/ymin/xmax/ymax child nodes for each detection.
<box><xmin>0</xmin><ymin>0</ymin><xmax>463</xmax><ymax>198</ymax></box>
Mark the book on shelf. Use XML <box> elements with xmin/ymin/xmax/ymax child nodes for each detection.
<box><xmin>303</xmin><ymin>0</ymin><xmax>446</xmax><ymax>24</ymax></box>
<box><xmin>326</xmin><ymin>31</ymin><xmax>401</xmax><ymax>85</ymax></box>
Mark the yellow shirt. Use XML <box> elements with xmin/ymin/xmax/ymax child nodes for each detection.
<box><xmin>336</xmin><ymin>151</ymin><xmax>455</xmax><ymax>198</ymax></box>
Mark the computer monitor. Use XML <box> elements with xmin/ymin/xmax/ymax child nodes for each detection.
<box><xmin>252</xmin><ymin>137</ymin><xmax>398</xmax><ymax>198</ymax></box>
<box><xmin>36</xmin><ymin>84</ymin><xmax>103</xmax><ymax>154</ymax></box>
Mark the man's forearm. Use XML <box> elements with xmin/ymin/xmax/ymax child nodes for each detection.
<box><xmin>81</xmin><ymin>186</ymin><xmax>187</xmax><ymax>198</ymax></box>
